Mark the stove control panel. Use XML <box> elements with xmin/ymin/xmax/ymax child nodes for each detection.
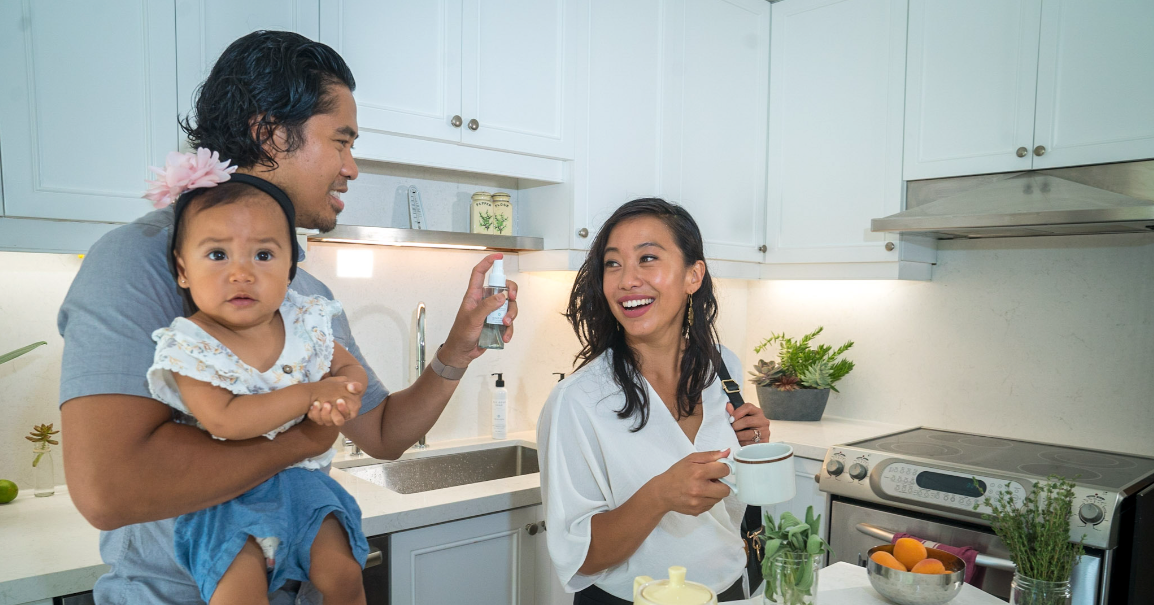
<box><xmin>819</xmin><ymin>445</ymin><xmax>1128</xmax><ymax>550</ymax></box>
<box><xmin>877</xmin><ymin>462</ymin><xmax>1025</xmax><ymax>515</ymax></box>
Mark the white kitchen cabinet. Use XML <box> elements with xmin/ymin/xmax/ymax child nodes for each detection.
<box><xmin>902</xmin><ymin>0</ymin><xmax>1041</xmax><ymax>180</ymax></box>
<box><xmin>389</xmin><ymin>504</ymin><xmax>565</xmax><ymax>605</ymax></box>
<box><xmin>0</xmin><ymin>0</ymin><xmax>177</xmax><ymax>223</ymax></box>
<box><xmin>320</xmin><ymin>0</ymin><xmax>575</xmax><ymax>161</ymax></box>
<box><xmin>1031</xmin><ymin>0</ymin><xmax>1154</xmax><ymax>169</ymax></box>
<box><xmin>904</xmin><ymin>0</ymin><xmax>1154</xmax><ymax>180</ymax></box>
<box><xmin>762</xmin><ymin>456</ymin><xmax>829</xmax><ymax>542</ymax></box>
<box><xmin>175</xmin><ymin>0</ymin><xmax>321</xmax><ymax>129</ymax></box>
<box><xmin>661</xmin><ymin>0</ymin><xmax>770</xmax><ymax>264</ymax></box>
<box><xmin>763</xmin><ymin>0</ymin><xmax>933</xmax><ymax>279</ymax></box>
<box><xmin>521</xmin><ymin>0</ymin><xmax>769</xmax><ymax>270</ymax></box>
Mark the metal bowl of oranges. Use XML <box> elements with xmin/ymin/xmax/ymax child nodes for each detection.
<box><xmin>866</xmin><ymin>540</ymin><xmax>965</xmax><ymax>605</ymax></box>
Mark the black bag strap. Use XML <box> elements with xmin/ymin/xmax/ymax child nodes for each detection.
<box><xmin>714</xmin><ymin>356</ymin><xmax>745</xmax><ymax>409</ymax></box>
<box><xmin>715</xmin><ymin>355</ymin><xmax>765</xmax><ymax>529</ymax></box>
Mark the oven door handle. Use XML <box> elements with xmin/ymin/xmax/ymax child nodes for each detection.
<box><xmin>855</xmin><ymin>523</ymin><xmax>1016</xmax><ymax>571</ymax></box>
<box><xmin>365</xmin><ymin>546</ymin><xmax>383</xmax><ymax>568</ymax></box>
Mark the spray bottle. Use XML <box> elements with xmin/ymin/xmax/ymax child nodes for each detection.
<box><xmin>479</xmin><ymin>259</ymin><xmax>508</xmax><ymax>350</ymax></box>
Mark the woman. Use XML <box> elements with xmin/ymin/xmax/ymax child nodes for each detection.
<box><xmin>537</xmin><ymin>199</ymin><xmax>772</xmax><ymax>604</ymax></box>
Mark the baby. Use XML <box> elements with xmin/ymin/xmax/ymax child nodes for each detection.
<box><xmin>146</xmin><ymin>171</ymin><xmax>369</xmax><ymax>605</ymax></box>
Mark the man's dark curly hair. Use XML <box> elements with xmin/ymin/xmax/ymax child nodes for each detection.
<box><xmin>180</xmin><ymin>31</ymin><xmax>356</xmax><ymax>170</ymax></box>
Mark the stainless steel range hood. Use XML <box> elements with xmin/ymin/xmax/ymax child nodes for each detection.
<box><xmin>872</xmin><ymin>160</ymin><xmax>1154</xmax><ymax>239</ymax></box>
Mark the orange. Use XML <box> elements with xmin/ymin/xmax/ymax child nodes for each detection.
<box><xmin>911</xmin><ymin>558</ymin><xmax>947</xmax><ymax>574</ymax></box>
<box><xmin>893</xmin><ymin>538</ymin><xmax>928</xmax><ymax>570</ymax></box>
<box><xmin>870</xmin><ymin>551</ymin><xmax>907</xmax><ymax>572</ymax></box>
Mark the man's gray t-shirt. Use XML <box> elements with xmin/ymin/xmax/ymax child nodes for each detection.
<box><xmin>57</xmin><ymin>207</ymin><xmax>388</xmax><ymax>604</ymax></box>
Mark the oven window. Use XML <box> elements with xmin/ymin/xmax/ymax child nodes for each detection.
<box><xmin>915</xmin><ymin>471</ymin><xmax>987</xmax><ymax>497</ymax></box>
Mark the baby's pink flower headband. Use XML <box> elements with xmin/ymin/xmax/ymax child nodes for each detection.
<box><xmin>143</xmin><ymin>148</ymin><xmax>237</xmax><ymax>209</ymax></box>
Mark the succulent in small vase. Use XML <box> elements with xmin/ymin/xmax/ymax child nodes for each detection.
<box><xmin>27</xmin><ymin>424</ymin><xmax>60</xmax><ymax>467</ymax></box>
<box><xmin>760</xmin><ymin>507</ymin><xmax>831</xmax><ymax>605</ymax></box>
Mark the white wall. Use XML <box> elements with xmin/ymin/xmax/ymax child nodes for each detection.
<box><xmin>740</xmin><ymin>234</ymin><xmax>1154</xmax><ymax>456</ymax></box>
<box><xmin>2</xmin><ymin>227</ymin><xmax>1151</xmax><ymax>490</ymax></box>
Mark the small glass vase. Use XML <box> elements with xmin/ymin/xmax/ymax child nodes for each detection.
<box><xmin>1010</xmin><ymin>573</ymin><xmax>1072</xmax><ymax>605</ymax></box>
<box><xmin>32</xmin><ymin>442</ymin><xmax>55</xmax><ymax>497</ymax></box>
<box><xmin>763</xmin><ymin>552</ymin><xmax>821</xmax><ymax>605</ymax></box>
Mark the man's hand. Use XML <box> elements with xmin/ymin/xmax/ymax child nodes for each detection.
<box><xmin>438</xmin><ymin>253</ymin><xmax>519</xmax><ymax>368</ymax></box>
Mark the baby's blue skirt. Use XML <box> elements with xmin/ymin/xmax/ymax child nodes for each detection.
<box><xmin>174</xmin><ymin>467</ymin><xmax>369</xmax><ymax>602</ymax></box>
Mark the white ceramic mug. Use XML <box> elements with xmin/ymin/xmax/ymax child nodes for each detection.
<box><xmin>718</xmin><ymin>442</ymin><xmax>796</xmax><ymax>505</ymax></box>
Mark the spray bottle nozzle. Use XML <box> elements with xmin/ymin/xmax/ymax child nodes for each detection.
<box><xmin>491</xmin><ymin>373</ymin><xmax>505</xmax><ymax>387</ymax></box>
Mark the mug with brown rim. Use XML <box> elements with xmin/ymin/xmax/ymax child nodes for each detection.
<box><xmin>718</xmin><ymin>442</ymin><xmax>796</xmax><ymax>505</ymax></box>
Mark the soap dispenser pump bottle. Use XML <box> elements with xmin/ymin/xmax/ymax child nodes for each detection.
<box><xmin>491</xmin><ymin>373</ymin><xmax>507</xmax><ymax>440</ymax></box>
<box><xmin>479</xmin><ymin>259</ymin><xmax>508</xmax><ymax>350</ymax></box>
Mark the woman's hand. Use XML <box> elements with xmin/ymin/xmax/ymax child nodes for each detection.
<box><xmin>439</xmin><ymin>253</ymin><xmax>519</xmax><ymax>368</ymax></box>
<box><xmin>655</xmin><ymin>450</ymin><xmax>733</xmax><ymax>516</ymax></box>
<box><xmin>728</xmin><ymin>402</ymin><xmax>770</xmax><ymax>447</ymax></box>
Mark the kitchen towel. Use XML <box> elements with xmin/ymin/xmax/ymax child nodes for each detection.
<box><xmin>892</xmin><ymin>532</ymin><xmax>986</xmax><ymax>585</ymax></box>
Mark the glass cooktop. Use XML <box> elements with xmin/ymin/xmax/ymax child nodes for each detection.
<box><xmin>850</xmin><ymin>428</ymin><xmax>1154</xmax><ymax>490</ymax></box>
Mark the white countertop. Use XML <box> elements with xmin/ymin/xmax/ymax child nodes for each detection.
<box><xmin>722</xmin><ymin>562</ymin><xmax>1005</xmax><ymax>605</ymax></box>
<box><xmin>764</xmin><ymin>415</ymin><xmax>912</xmax><ymax>460</ymax></box>
<box><xmin>0</xmin><ymin>417</ymin><xmax>907</xmax><ymax>605</ymax></box>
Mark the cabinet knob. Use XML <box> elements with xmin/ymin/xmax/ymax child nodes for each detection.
<box><xmin>526</xmin><ymin>523</ymin><xmax>540</xmax><ymax>535</ymax></box>
<box><xmin>1034</xmin><ymin>145</ymin><xmax>1046</xmax><ymax>157</ymax></box>
<box><xmin>577</xmin><ymin>228</ymin><xmax>589</xmax><ymax>238</ymax></box>
<box><xmin>468</xmin><ymin>118</ymin><xmax>480</xmax><ymax>131</ymax></box>
<box><xmin>758</xmin><ymin>244</ymin><xmax>767</xmax><ymax>253</ymax></box>
<box><xmin>885</xmin><ymin>242</ymin><xmax>895</xmax><ymax>252</ymax></box>
<box><xmin>451</xmin><ymin>115</ymin><xmax>463</xmax><ymax>128</ymax></box>
<box><xmin>1016</xmin><ymin>147</ymin><xmax>1028</xmax><ymax>158</ymax></box>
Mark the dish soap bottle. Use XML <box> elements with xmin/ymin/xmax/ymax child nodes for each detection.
<box><xmin>479</xmin><ymin>259</ymin><xmax>508</xmax><ymax>350</ymax></box>
<box><xmin>491</xmin><ymin>373</ymin><xmax>507</xmax><ymax>440</ymax></box>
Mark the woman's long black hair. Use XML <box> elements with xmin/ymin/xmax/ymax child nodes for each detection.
<box><xmin>565</xmin><ymin>198</ymin><xmax>721</xmax><ymax>431</ymax></box>
<box><xmin>180</xmin><ymin>30</ymin><xmax>356</xmax><ymax>169</ymax></box>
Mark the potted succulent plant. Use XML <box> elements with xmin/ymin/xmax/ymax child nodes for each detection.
<box><xmin>748</xmin><ymin>327</ymin><xmax>853</xmax><ymax>421</ymax></box>
<box><xmin>974</xmin><ymin>475</ymin><xmax>1084</xmax><ymax>605</ymax></box>
<box><xmin>760</xmin><ymin>507</ymin><xmax>831</xmax><ymax>605</ymax></box>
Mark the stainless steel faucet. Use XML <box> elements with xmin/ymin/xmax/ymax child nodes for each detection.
<box><xmin>412</xmin><ymin>302</ymin><xmax>429</xmax><ymax>450</ymax></box>
<box><xmin>343</xmin><ymin>437</ymin><xmax>362</xmax><ymax>456</ymax></box>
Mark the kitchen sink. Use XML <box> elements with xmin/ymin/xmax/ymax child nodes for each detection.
<box><xmin>339</xmin><ymin>445</ymin><xmax>539</xmax><ymax>494</ymax></box>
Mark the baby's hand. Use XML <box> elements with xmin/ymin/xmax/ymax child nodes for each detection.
<box><xmin>307</xmin><ymin>377</ymin><xmax>363</xmax><ymax>426</ymax></box>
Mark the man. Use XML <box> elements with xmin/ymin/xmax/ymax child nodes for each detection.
<box><xmin>57</xmin><ymin>31</ymin><xmax>516</xmax><ymax>604</ymax></box>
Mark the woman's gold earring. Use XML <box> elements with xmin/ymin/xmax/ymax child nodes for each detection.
<box><xmin>687</xmin><ymin>294</ymin><xmax>694</xmax><ymax>328</ymax></box>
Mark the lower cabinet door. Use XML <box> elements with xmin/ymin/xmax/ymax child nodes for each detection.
<box><xmin>761</xmin><ymin>457</ymin><xmax>829</xmax><ymax>542</ymax></box>
<box><xmin>389</xmin><ymin>505</ymin><xmax>558</xmax><ymax>605</ymax></box>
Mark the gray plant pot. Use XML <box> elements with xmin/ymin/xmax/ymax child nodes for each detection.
<box><xmin>755</xmin><ymin>386</ymin><xmax>831</xmax><ymax>421</ymax></box>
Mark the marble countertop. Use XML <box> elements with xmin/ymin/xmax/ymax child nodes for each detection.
<box><xmin>0</xmin><ymin>417</ymin><xmax>908</xmax><ymax>605</ymax></box>
<box><xmin>722</xmin><ymin>562</ymin><xmax>1005</xmax><ymax>605</ymax></box>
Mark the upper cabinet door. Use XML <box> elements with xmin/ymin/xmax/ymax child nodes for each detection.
<box><xmin>662</xmin><ymin>0</ymin><xmax>770</xmax><ymax>263</ymax></box>
<box><xmin>320</xmin><ymin>0</ymin><xmax>463</xmax><ymax>143</ymax></box>
<box><xmin>460</xmin><ymin>0</ymin><xmax>575</xmax><ymax>159</ymax></box>
<box><xmin>0</xmin><ymin>0</ymin><xmax>177</xmax><ymax>222</ymax></box>
<box><xmin>766</xmin><ymin>0</ymin><xmax>908</xmax><ymax>264</ymax></box>
<box><xmin>570</xmin><ymin>0</ymin><xmax>665</xmax><ymax>249</ymax></box>
<box><xmin>1032</xmin><ymin>0</ymin><xmax>1154</xmax><ymax>169</ymax></box>
<box><xmin>176</xmin><ymin>0</ymin><xmax>320</xmax><ymax>136</ymax></box>
<box><xmin>903</xmin><ymin>0</ymin><xmax>1042</xmax><ymax>180</ymax></box>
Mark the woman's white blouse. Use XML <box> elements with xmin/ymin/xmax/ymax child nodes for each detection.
<box><xmin>536</xmin><ymin>346</ymin><xmax>747</xmax><ymax>600</ymax></box>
